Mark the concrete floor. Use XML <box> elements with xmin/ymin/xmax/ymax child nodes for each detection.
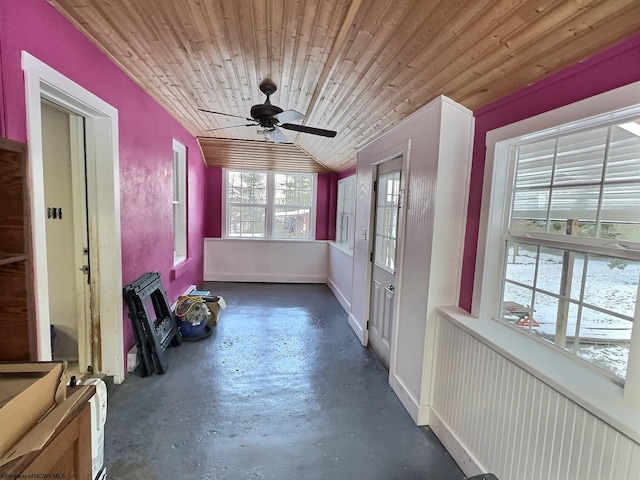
<box><xmin>105</xmin><ymin>282</ymin><xmax>465</xmax><ymax>480</ymax></box>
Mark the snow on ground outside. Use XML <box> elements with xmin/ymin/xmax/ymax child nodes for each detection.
<box><xmin>502</xmin><ymin>250</ymin><xmax>638</xmax><ymax>378</ymax></box>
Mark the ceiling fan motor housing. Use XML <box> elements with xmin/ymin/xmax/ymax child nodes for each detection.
<box><xmin>250</xmin><ymin>103</ymin><xmax>283</xmax><ymax>126</ymax></box>
<box><xmin>251</xmin><ymin>78</ymin><xmax>284</xmax><ymax>127</ymax></box>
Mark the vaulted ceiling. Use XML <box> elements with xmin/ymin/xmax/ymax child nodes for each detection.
<box><xmin>49</xmin><ymin>0</ymin><xmax>640</xmax><ymax>172</ymax></box>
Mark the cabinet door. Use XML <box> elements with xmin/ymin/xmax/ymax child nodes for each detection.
<box><xmin>0</xmin><ymin>139</ymin><xmax>32</xmax><ymax>361</ymax></box>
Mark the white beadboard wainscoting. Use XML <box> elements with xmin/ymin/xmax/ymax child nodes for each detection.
<box><xmin>327</xmin><ymin>242</ymin><xmax>353</xmax><ymax>313</ymax></box>
<box><xmin>431</xmin><ymin>306</ymin><xmax>640</xmax><ymax>480</ymax></box>
<box><xmin>203</xmin><ymin>238</ymin><xmax>328</xmax><ymax>283</ymax></box>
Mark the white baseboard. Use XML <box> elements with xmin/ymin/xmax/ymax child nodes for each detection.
<box><xmin>348</xmin><ymin>312</ymin><xmax>367</xmax><ymax>345</ymax></box>
<box><xmin>127</xmin><ymin>345</ymin><xmax>139</xmax><ymax>373</ymax></box>
<box><xmin>429</xmin><ymin>409</ymin><xmax>486</xmax><ymax>478</ymax></box>
<box><xmin>327</xmin><ymin>278</ymin><xmax>351</xmax><ymax>313</ymax></box>
<box><xmin>389</xmin><ymin>372</ymin><xmax>430</xmax><ymax>425</ymax></box>
<box><xmin>203</xmin><ymin>272</ymin><xmax>326</xmax><ymax>283</ymax></box>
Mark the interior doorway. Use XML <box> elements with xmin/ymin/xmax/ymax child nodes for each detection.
<box><xmin>40</xmin><ymin>100</ymin><xmax>93</xmax><ymax>375</ymax></box>
<box><xmin>368</xmin><ymin>155</ymin><xmax>403</xmax><ymax>369</ymax></box>
<box><xmin>23</xmin><ymin>52</ymin><xmax>125</xmax><ymax>383</ymax></box>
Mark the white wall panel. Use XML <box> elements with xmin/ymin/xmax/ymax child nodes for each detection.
<box><xmin>350</xmin><ymin>154</ymin><xmax>374</xmax><ymax>345</ymax></box>
<box><xmin>203</xmin><ymin>238</ymin><xmax>328</xmax><ymax>283</ymax></box>
<box><xmin>352</xmin><ymin>95</ymin><xmax>474</xmax><ymax>423</ymax></box>
<box><xmin>327</xmin><ymin>243</ymin><xmax>353</xmax><ymax>312</ymax></box>
<box><xmin>431</xmin><ymin>309</ymin><xmax>640</xmax><ymax>480</ymax></box>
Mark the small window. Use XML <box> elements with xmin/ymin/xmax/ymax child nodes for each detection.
<box><xmin>499</xmin><ymin>118</ymin><xmax>640</xmax><ymax>381</ymax></box>
<box><xmin>225</xmin><ymin>169</ymin><xmax>316</xmax><ymax>240</ymax></box>
<box><xmin>172</xmin><ymin>140</ymin><xmax>187</xmax><ymax>264</ymax></box>
<box><xmin>336</xmin><ymin>177</ymin><xmax>355</xmax><ymax>249</ymax></box>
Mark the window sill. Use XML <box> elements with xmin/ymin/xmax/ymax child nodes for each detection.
<box><xmin>171</xmin><ymin>257</ymin><xmax>191</xmax><ymax>280</ymax></box>
<box><xmin>437</xmin><ymin>305</ymin><xmax>640</xmax><ymax>444</ymax></box>
<box><xmin>329</xmin><ymin>241</ymin><xmax>354</xmax><ymax>257</ymax></box>
<box><xmin>211</xmin><ymin>237</ymin><xmax>323</xmax><ymax>243</ymax></box>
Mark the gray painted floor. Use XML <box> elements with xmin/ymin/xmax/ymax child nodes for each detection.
<box><xmin>105</xmin><ymin>282</ymin><xmax>465</xmax><ymax>480</ymax></box>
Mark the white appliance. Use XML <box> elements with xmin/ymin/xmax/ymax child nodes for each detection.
<box><xmin>85</xmin><ymin>378</ymin><xmax>108</xmax><ymax>479</ymax></box>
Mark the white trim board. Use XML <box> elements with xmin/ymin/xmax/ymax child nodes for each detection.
<box><xmin>22</xmin><ymin>52</ymin><xmax>124</xmax><ymax>384</ymax></box>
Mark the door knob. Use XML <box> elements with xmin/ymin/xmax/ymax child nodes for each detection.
<box><xmin>388</xmin><ymin>284</ymin><xmax>395</xmax><ymax>292</ymax></box>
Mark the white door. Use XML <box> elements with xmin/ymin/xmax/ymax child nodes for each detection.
<box><xmin>41</xmin><ymin>100</ymin><xmax>92</xmax><ymax>373</ymax></box>
<box><xmin>369</xmin><ymin>156</ymin><xmax>402</xmax><ymax>369</ymax></box>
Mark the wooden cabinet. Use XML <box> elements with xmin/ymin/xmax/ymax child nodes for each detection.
<box><xmin>0</xmin><ymin>138</ymin><xmax>34</xmax><ymax>361</ymax></box>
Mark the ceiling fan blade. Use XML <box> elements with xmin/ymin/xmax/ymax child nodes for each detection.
<box><xmin>198</xmin><ymin>108</ymin><xmax>253</xmax><ymax>121</ymax></box>
<box><xmin>272</xmin><ymin>126</ymin><xmax>289</xmax><ymax>143</ymax></box>
<box><xmin>274</xmin><ymin>109</ymin><xmax>305</xmax><ymax>124</ymax></box>
<box><xmin>280</xmin><ymin>123</ymin><xmax>337</xmax><ymax>138</ymax></box>
<box><xmin>205</xmin><ymin>123</ymin><xmax>256</xmax><ymax>132</ymax></box>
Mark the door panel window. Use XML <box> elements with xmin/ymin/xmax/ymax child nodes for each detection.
<box><xmin>374</xmin><ymin>171</ymin><xmax>400</xmax><ymax>271</ymax></box>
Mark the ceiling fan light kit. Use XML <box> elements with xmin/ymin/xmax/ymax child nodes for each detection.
<box><xmin>200</xmin><ymin>78</ymin><xmax>337</xmax><ymax>143</ymax></box>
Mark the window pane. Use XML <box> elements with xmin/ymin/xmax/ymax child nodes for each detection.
<box><xmin>504</xmin><ymin>241</ymin><xmax>537</xmax><ymax>288</ymax></box>
<box><xmin>516</xmin><ymin>140</ymin><xmax>556</xmax><ymax>187</ymax></box>
<box><xmin>605</xmin><ymin>123</ymin><xmax>640</xmax><ymax>182</ymax></box>
<box><xmin>600</xmin><ymin>183</ymin><xmax>640</xmax><ymax>228</ymax></box>
<box><xmin>573</xmin><ymin>306</ymin><xmax>630</xmax><ymax>379</ymax></box>
<box><xmin>273</xmin><ymin>206</ymin><xmax>310</xmax><ymax>239</ymax></box>
<box><xmin>229</xmin><ymin>171</ymin><xmax>267</xmax><ymax>203</ymax></box>
<box><xmin>535</xmin><ymin>247</ymin><xmax>565</xmax><ymax>294</ymax></box>
<box><xmin>274</xmin><ymin>173</ymin><xmax>312</xmax><ymax>206</ymax></box>
<box><xmin>228</xmin><ymin>206</ymin><xmax>265</xmax><ymax>238</ymax></box>
<box><xmin>501</xmin><ymin>282</ymin><xmax>534</xmax><ymax>323</ymax></box>
<box><xmin>374</xmin><ymin>170</ymin><xmax>400</xmax><ymax>270</ymax></box>
<box><xmin>340</xmin><ymin>213</ymin><xmax>349</xmax><ymax>244</ymax></box>
<box><xmin>511</xmin><ymin>188</ymin><xmax>549</xmax><ymax>232</ymax></box>
<box><xmin>530</xmin><ymin>291</ymin><xmax>560</xmax><ymax>336</ymax></box>
<box><xmin>554</xmin><ymin>128</ymin><xmax>607</xmax><ymax>185</ymax></box>
<box><xmin>548</xmin><ymin>185</ymin><xmax>599</xmax><ymax>223</ymax></box>
<box><xmin>582</xmin><ymin>254</ymin><xmax>639</xmax><ymax>319</ymax></box>
<box><xmin>336</xmin><ymin>178</ymin><xmax>355</xmax><ymax>248</ymax></box>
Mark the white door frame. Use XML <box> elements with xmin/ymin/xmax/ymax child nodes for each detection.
<box><xmin>368</xmin><ymin>155</ymin><xmax>403</xmax><ymax>369</ymax></box>
<box><xmin>362</xmin><ymin>140</ymin><xmax>410</xmax><ymax>373</ymax></box>
<box><xmin>22</xmin><ymin>52</ymin><xmax>125</xmax><ymax>383</ymax></box>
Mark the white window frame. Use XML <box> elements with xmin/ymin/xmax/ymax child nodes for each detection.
<box><xmin>222</xmin><ymin>169</ymin><xmax>317</xmax><ymax>240</ymax></box>
<box><xmin>474</xmin><ymin>80</ymin><xmax>640</xmax><ymax>408</ymax></box>
<box><xmin>172</xmin><ymin>139</ymin><xmax>187</xmax><ymax>264</ymax></box>
<box><xmin>335</xmin><ymin>176</ymin><xmax>355</xmax><ymax>250</ymax></box>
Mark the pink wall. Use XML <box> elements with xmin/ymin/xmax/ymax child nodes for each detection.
<box><xmin>459</xmin><ymin>34</ymin><xmax>640</xmax><ymax>312</ymax></box>
<box><xmin>0</xmin><ymin>0</ymin><xmax>207</xmax><ymax>358</ymax></box>
<box><xmin>316</xmin><ymin>172</ymin><xmax>337</xmax><ymax>240</ymax></box>
<box><xmin>205</xmin><ymin>167</ymin><xmax>223</xmax><ymax>238</ymax></box>
<box><xmin>204</xmin><ymin>169</ymin><xmax>337</xmax><ymax>240</ymax></box>
<box><xmin>338</xmin><ymin>166</ymin><xmax>356</xmax><ymax>180</ymax></box>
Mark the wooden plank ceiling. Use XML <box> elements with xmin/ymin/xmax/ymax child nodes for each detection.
<box><xmin>50</xmin><ymin>0</ymin><xmax>640</xmax><ymax>172</ymax></box>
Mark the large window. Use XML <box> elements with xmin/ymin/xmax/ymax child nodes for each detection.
<box><xmin>497</xmin><ymin>117</ymin><xmax>640</xmax><ymax>382</ymax></box>
<box><xmin>172</xmin><ymin>139</ymin><xmax>187</xmax><ymax>264</ymax></box>
<box><xmin>225</xmin><ymin>169</ymin><xmax>315</xmax><ymax>240</ymax></box>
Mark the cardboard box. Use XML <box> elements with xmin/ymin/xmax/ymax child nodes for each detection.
<box><xmin>0</xmin><ymin>362</ymin><xmax>67</xmax><ymax>462</ymax></box>
<box><xmin>206</xmin><ymin>296</ymin><xmax>226</xmax><ymax>325</ymax></box>
<box><xmin>0</xmin><ymin>385</ymin><xmax>92</xmax><ymax>468</ymax></box>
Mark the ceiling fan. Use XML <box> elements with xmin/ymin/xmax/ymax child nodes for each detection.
<box><xmin>199</xmin><ymin>78</ymin><xmax>337</xmax><ymax>143</ymax></box>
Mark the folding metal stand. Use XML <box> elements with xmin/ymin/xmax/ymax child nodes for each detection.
<box><xmin>123</xmin><ymin>272</ymin><xmax>182</xmax><ymax>376</ymax></box>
